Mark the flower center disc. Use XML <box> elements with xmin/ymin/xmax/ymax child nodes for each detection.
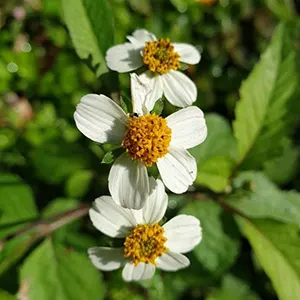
<box><xmin>122</xmin><ymin>114</ymin><xmax>172</xmax><ymax>167</ymax></box>
<box><xmin>124</xmin><ymin>224</ymin><xmax>168</xmax><ymax>265</ymax></box>
<box><xmin>143</xmin><ymin>38</ymin><xmax>180</xmax><ymax>74</ymax></box>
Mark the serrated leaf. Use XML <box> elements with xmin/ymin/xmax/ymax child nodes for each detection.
<box><xmin>101</xmin><ymin>148</ymin><xmax>125</xmax><ymax>164</ymax></box>
<box><xmin>228</xmin><ymin>171</ymin><xmax>300</xmax><ymax>226</ymax></box>
<box><xmin>62</xmin><ymin>0</ymin><xmax>114</xmax><ymax>76</ymax></box>
<box><xmin>239</xmin><ymin>218</ymin><xmax>300</xmax><ymax>300</ymax></box>
<box><xmin>151</xmin><ymin>98</ymin><xmax>164</xmax><ymax>116</ymax></box>
<box><xmin>190</xmin><ymin>114</ymin><xmax>237</xmax><ymax>192</ymax></box>
<box><xmin>180</xmin><ymin>200</ymin><xmax>240</xmax><ymax>275</ymax></box>
<box><xmin>65</xmin><ymin>170</ymin><xmax>93</xmax><ymax>198</ymax></box>
<box><xmin>0</xmin><ymin>174</ymin><xmax>38</xmax><ymax>240</ymax></box>
<box><xmin>233</xmin><ymin>22</ymin><xmax>300</xmax><ymax>169</ymax></box>
<box><xmin>20</xmin><ymin>239</ymin><xmax>105</xmax><ymax>300</ymax></box>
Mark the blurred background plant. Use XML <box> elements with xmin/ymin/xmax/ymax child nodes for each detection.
<box><xmin>0</xmin><ymin>0</ymin><xmax>300</xmax><ymax>299</ymax></box>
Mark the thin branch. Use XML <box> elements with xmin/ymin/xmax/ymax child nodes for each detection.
<box><xmin>0</xmin><ymin>204</ymin><xmax>89</xmax><ymax>247</ymax></box>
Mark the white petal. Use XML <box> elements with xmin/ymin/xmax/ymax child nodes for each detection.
<box><xmin>138</xmin><ymin>71</ymin><xmax>163</xmax><ymax>112</ymax></box>
<box><xmin>157</xmin><ymin>147</ymin><xmax>197</xmax><ymax>194</ymax></box>
<box><xmin>108</xmin><ymin>153</ymin><xmax>150</xmax><ymax>210</ymax></box>
<box><xmin>89</xmin><ymin>196</ymin><xmax>137</xmax><ymax>238</ymax></box>
<box><xmin>130</xmin><ymin>73</ymin><xmax>150</xmax><ymax>116</ymax></box>
<box><xmin>106</xmin><ymin>43</ymin><xmax>143</xmax><ymax>72</ymax></box>
<box><xmin>88</xmin><ymin>247</ymin><xmax>125</xmax><ymax>271</ymax></box>
<box><xmin>122</xmin><ymin>262</ymin><xmax>156</xmax><ymax>281</ymax></box>
<box><xmin>74</xmin><ymin>94</ymin><xmax>127</xmax><ymax>144</ymax></box>
<box><xmin>142</xmin><ymin>178</ymin><xmax>168</xmax><ymax>224</ymax></box>
<box><xmin>173</xmin><ymin>43</ymin><xmax>201</xmax><ymax>65</ymax></box>
<box><xmin>167</xmin><ymin>106</ymin><xmax>207</xmax><ymax>149</ymax></box>
<box><xmin>127</xmin><ymin>29</ymin><xmax>157</xmax><ymax>47</ymax></box>
<box><xmin>161</xmin><ymin>70</ymin><xmax>197</xmax><ymax>107</ymax></box>
<box><xmin>156</xmin><ymin>252</ymin><xmax>190</xmax><ymax>271</ymax></box>
<box><xmin>163</xmin><ymin>215</ymin><xmax>202</xmax><ymax>253</ymax></box>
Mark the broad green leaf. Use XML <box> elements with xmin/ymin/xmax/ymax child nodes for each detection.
<box><xmin>0</xmin><ymin>289</ymin><xmax>16</xmax><ymax>300</ymax></box>
<box><xmin>239</xmin><ymin>218</ymin><xmax>300</xmax><ymax>300</ymax></box>
<box><xmin>20</xmin><ymin>239</ymin><xmax>105</xmax><ymax>300</ymax></box>
<box><xmin>265</xmin><ymin>0</ymin><xmax>296</xmax><ymax>20</ymax></box>
<box><xmin>228</xmin><ymin>172</ymin><xmax>300</xmax><ymax>226</ymax></box>
<box><xmin>29</xmin><ymin>142</ymin><xmax>89</xmax><ymax>184</ymax></box>
<box><xmin>62</xmin><ymin>0</ymin><xmax>114</xmax><ymax>76</ymax></box>
<box><xmin>233</xmin><ymin>22</ymin><xmax>300</xmax><ymax>169</ymax></box>
<box><xmin>206</xmin><ymin>274</ymin><xmax>261</xmax><ymax>300</ymax></box>
<box><xmin>0</xmin><ymin>234</ymin><xmax>34</xmax><ymax>276</ymax></box>
<box><xmin>190</xmin><ymin>114</ymin><xmax>237</xmax><ymax>192</ymax></box>
<box><xmin>180</xmin><ymin>200</ymin><xmax>240</xmax><ymax>275</ymax></box>
<box><xmin>0</xmin><ymin>174</ymin><xmax>38</xmax><ymax>239</ymax></box>
<box><xmin>65</xmin><ymin>170</ymin><xmax>93</xmax><ymax>198</ymax></box>
<box><xmin>263</xmin><ymin>138</ymin><xmax>299</xmax><ymax>185</ymax></box>
<box><xmin>42</xmin><ymin>198</ymin><xmax>80</xmax><ymax>243</ymax></box>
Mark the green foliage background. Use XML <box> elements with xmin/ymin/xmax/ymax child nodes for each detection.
<box><xmin>0</xmin><ymin>0</ymin><xmax>300</xmax><ymax>299</ymax></box>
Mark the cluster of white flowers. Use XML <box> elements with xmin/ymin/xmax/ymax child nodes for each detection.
<box><xmin>74</xmin><ymin>29</ymin><xmax>207</xmax><ymax>281</ymax></box>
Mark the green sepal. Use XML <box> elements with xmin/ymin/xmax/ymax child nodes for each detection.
<box><xmin>101</xmin><ymin>147</ymin><xmax>125</xmax><ymax>164</ymax></box>
<box><xmin>120</xmin><ymin>94</ymin><xmax>133</xmax><ymax>114</ymax></box>
<box><xmin>151</xmin><ymin>97</ymin><xmax>164</xmax><ymax>116</ymax></box>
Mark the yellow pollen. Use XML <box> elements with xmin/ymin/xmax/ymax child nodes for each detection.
<box><xmin>124</xmin><ymin>224</ymin><xmax>168</xmax><ymax>266</ymax></box>
<box><xmin>121</xmin><ymin>114</ymin><xmax>172</xmax><ymax>167</ymax></box>
<box><xmin>143</xmin><ymin>38</ymin><xmax>180</xmax><ymax>74</ymax></box>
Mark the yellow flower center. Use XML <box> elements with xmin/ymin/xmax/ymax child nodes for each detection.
<box><xmin>124</xmin><ymin>224</ymin><xmax>168</xmax><ymax>265</ymax></box>
<box><xmin>121</xmin><ymin>114</ymin><xmax>172</xmax><ymax>167</ymax></box>
<box><xmin>143</xmin><ymin>38</ymin><xmax>180</xmax><ymax>74</ymax></box>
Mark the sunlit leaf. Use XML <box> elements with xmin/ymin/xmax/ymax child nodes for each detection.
<box><xmin>239</xmin><ymin>218</ymin><xmax>300</xmax><ymax>300</ymax></box>
<box><xmin>20</xmin><ymin>239</ymin><xmax>105</xmax><ymax>300</ymax></box>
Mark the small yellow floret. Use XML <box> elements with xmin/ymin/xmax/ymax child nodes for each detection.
<box><xmin>122</xmin><ymin>114</ymin><xmax>171</xmax><ymax>167</ymax></box>
<box><xmin>124</xmin><ymin>224</ymin><xmax>168</xmax><ymax>265</ymax></box>
<box><xmin>143</xmin><ymin>38</ymin><xmax>180</xmax><ymax>74</ymax></box>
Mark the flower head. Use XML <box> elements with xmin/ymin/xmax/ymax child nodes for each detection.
<box><xmin>106</xmin><ymin>29</ymin><xmax>201</xmax><ymax>109</ymax></box>
<box><xmin>74</xmin><ymin>74</ymin><xmax>207</xmax><ymax>209</ymax></box>
<box><xmin>88</xmin><ymin>178</ymin><xmax>202</xmax><ymax>282</ymax></box>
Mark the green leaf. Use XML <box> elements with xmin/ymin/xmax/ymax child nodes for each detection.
<box><xmin>239</xmin><ymin>218</ymin><xmax>300</xmax><ymax>300</ymax></box>
<box><xmin>42</xmin><ymin>198</ymin><xmax>80</xmax><ymax>243</ymax></box>
<box><xmin>228</xmin><ymin>171</ymin><xmax>300</xmax><ymax>226</ymax></box>
<box><xmin>0</xmin><ymin>235</ymin><xmax>35</xmax><ymax>276</ymax></box>
<box><xmin>20</xmin><ymin>239</ymin><xmax>105</xmax><ymax>300</ymax></box>
<box><xmin>62</xmin><ymin>0</ymin><xmax>114</xmax><ymax>76</ymax></box>
<box><xmin>190</xmin><ymin>114</ymin><xmax>237</xmax><ymax>192</ymax></box>
<box><xmin>29</xmin><ymin>142</ymin><xmax>89</xmax><ymax>184</ymax></box>
<box><xmin>101</xmin><ymin>147</ymin><xmax>125</xmax><ymax>164</ymax></box>
<box><xmin>0</xmin><ymin>289</ymin><xmax>16</xmax><ymax>300</ymax></box>
<box><xmin>151</xmin><ymin>98</ymin><xmax>164</xmax><ymax>116</ymax></box>
<box><xmin>0</xmin><ymin>174</ymin><xmax>38</xmax><ymax>239</ymax></box>
<box><xmin>65</xmin><ymin>170</ymin><xmax>93</xmax><ymax>198</ymax></box>
<box><xmin>233</xmin><ymin>22</ymin><xmax>300</xmax><ymax>169</ymax></box>
<box><xmin>180</xmin><ymin>200</ymin><xmax>240</xmax><ymax>275</ymax></box>
<box><xmin>206</xmin><ymin>274</ymin><xmax>261</xmax><ymax>300</ymax></box>
<box><xmin>265</xmin><ymin>0</ymin><xmax>296</xmax><ymax>20</ymax></box>
<box><xmin>263</xmin><ymin>138</ymin><xmax>299</xmax><ymax>185</ymax></box>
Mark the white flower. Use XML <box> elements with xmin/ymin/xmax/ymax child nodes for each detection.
<box><xmin>74</xmin><ymin>74</ymin><xmax>207</xmax><ymax>209</ymax></box>
<box><xmin>88</xmin><ymin>178</ymin><xmax>202</xmax><ymax>282</ymax></box>
<box><xmin>106</xmin><ymin>29</ymin><xmax>201</xmax><ymax>108</ymax></box>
